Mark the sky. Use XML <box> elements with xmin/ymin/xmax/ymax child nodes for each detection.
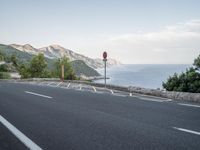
<box><xmin>0</xmin><ymin>0</ymin><xmax>200</xmax><ymax>64</ymax></box>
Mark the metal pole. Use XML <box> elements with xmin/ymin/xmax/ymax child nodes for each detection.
<box><xmin>104</xmin><ymin>60</ymin><xmax>106</xmax><ymax>87</ymax></box>
<box><xmin>61</xmin><ymin>64</ymin><xmax>64</xmax><ymax>81</ymax></box>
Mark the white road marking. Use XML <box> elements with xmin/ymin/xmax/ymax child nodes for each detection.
<box><xmin>132</xmin><ymin>93</ymin><xmax>171</xmax><ymax>101</ymax></box>
<box><xmin>164</xmin><ymin>99</ymin><xmax>172</xmax><ymax>102</ymax></box>
<box><xmin>92</xmin><ymin>86</ymin><xmax>96</xmax><ymax>92</ymax></box>
<box><xmin>47</xmin><ymin>82</ymin><xmax>54</xmax><ymax>86</ymax></box>
<box><xmin>113</xmin><ymin>94</ymin><xmax>127</xmax><ymax>97</ymax></box>
<box><xmin>138</xmin><ymin>97</ymin><xmax>164</xmax><ymax>102</ymax></box>
<box><xmin>25</xmin><ymin>91</ymin><xmax>52</xmax><ymax>99</ymax></box>
<box><xmin>0</xmin><ymin>115</ymin><xmax>42</xmax><ymax>150</ymax></box>
<box><xmin>110</xmin><ymin>90</ymin><xmax>114</xmax><ymax>94</ymax></box>
<box><xmin>129</xmin><ymin>93</ymin><xmax>132</xmax><ymax>97</ymax></box>
<box><xmin>56</xmin><ymin>82</ymin><xmax>62</xmax><ymax>87</ymax></box>
<box><xmin>173</xmin><ymin>127</ymin><xmax>200</xmax><ymax>136</ymax></box>
<box><xmin>79</xmin><ymin>84</ymin><xmax>82</xmax><ymax>90</ymax></box>
<box><xmin>178</xmin><ymin>103</ymin><xmax>200</xmax><ymax>108</ymax></box>
<box><xmin>67</xmin><ymin>83</ymin><xmax>70</xmax><ymax>88</ymax></box>
<box><xmin>38</xmin><ymin>82</ymin><xmax>44</xmax><ymax>85</ymax></box>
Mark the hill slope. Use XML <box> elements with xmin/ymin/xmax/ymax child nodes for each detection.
<box><xmin>10</xmin><ymin>44</ymin><xmax>121</xmax><ymax>69</ymax></box>
<box><xmin>71</xmin><ymin>60</ymin><xmax>100</xmax><ymax>77</ymax></box>
<box><xmin>0</xmin><ymin>44</ymin><xmax>100</xmax><ymax>77</ymax></box>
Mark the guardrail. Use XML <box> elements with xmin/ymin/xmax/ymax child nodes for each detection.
<box><xmin>1</xmin><ymin>78</ymin><xmax>200</xmax><ymax>103</ymax></box>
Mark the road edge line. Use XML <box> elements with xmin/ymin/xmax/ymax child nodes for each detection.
<box><xmin>0</xmin><ymin>115</ymin><xmax>42</xmax><ymax>150</ymax></box>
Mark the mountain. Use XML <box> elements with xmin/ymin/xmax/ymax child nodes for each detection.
<box><xmin>9</xmin><ymin>44</ymin><xmax>121</xmax><ymax>69</ymax></box>
<box><xmin>0</xmin><ymin>44</ymin><xmax>56</xmax><ymax>69</ymax></box>
<box><xmin>71</xmin><ymin>60</ymin><xmax>100</xmax><ymax>77</ymax></box>
<box><xmin>0</xmin><ymin>44</ymin><xmax>101</xmax><ymax>77</ymax></box>
<box><xmin>0</xmin><ymin>44</ymin><xmax>33</xmax><ymax>62</ymax></box>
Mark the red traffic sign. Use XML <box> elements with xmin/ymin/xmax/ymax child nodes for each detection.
<box><xmin>103</xmin><ymin>51</ymin><xmax>107</xmax><ymax>59</ymax></box>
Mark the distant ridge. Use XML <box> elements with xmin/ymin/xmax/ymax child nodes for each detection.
<box><xmin>9</xmin><ymin>44</ymin><xmax>121</xmax><ymax>69</ymax></box>
<box><xmin>0</xmin><ymin>44</ymin><xmax>100</xmax><ymax>77</ymax></box>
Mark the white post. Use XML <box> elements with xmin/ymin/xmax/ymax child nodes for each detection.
<box><xmin>104</xmin><ymin>59</ymin><xmax>106</xmax><ymax>87</ymax></box>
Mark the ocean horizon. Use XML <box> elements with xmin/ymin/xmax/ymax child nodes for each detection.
<box><xmin>95</xmin><ymin>64</ymin><xmax>191</xmax><ymax>89</ymax></box>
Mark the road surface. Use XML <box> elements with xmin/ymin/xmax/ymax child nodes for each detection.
<box><xmin>0</xmin><ymin>81</ymin><xmax>200</xmax><ymax>150</ymax></box>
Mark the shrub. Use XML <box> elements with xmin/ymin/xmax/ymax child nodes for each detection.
<box><xmin>0</xmin><ymin>72</ymin><xmax>11</xmax><ymax>79</ymax></box>
<box><xmin>163</xmin><ymin>54</ymin><xmax>200</xmax><ymax>93</ymax></box>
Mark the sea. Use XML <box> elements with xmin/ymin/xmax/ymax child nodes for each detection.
<box><xmin>94</xmin><ymin>64</ymin><xmax>191</xmax><ymax>89</ymax></box>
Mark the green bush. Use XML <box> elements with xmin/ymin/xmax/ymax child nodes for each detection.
<box><xmin>18</xmin><ymin>53</ymin><xmax>51</xmax><ymax>78</ymax></box>
<box><xmin>163</xmin><ymin>54</ymin><xmax>200</xmax><ymax>93</ymax></box>
<box><xmin>0</xmin><ymin>64</ymin><xmax>8</xmax><ymax>72</ymax></box>
<box><xmin>0</xmin><ymin>72</ymin><xmax>11</xmax><ymax>79</ymax></box>
<box><xmin>52</xmin><ymin>56</ymin><xmax>76</xmax><ymax>80</ymax></box>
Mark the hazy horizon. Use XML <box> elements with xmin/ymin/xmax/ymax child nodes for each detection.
<box><xmin>1</xmin><ymin>0</ymin><xmax>200</xmax><ymax>64</ymax></box>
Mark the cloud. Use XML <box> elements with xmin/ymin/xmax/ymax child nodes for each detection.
<box><xmin>107</xmin><ymin>20</ymin><xmax>200</xmax><ymax>64</ymax></box>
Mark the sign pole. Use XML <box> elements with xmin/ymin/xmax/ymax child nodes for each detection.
<box><xmin>104</xmin><ymin>59</ymin><xmax>106</xmax><ymax>87</ymax></box>
<box><xmin>61</xmin><ymin>64</ymin><xmax>64</xmax><ymax>81</ymax></box>
<box><xmin>103</xmin><ymin>51</ymin><xmax>107</xmax><ymax>87</ymax></box>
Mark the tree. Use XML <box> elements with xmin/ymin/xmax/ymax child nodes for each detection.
<box><xmin>11</xmin><ymin>54</ymin><xmax>18</xmax><ymax>67</ymax></box>
<box><xmin>54</xmin><ymin>56</ymin><xmax>76</xmax><ymax>80</ymax></box>
<box><xmin>29</xmin><ymin>53</ymin><xmax>48</xmax><ymax>78</ymax></box>
<box><xmin>193</xmin><ymin>54</ymin><xmax>200</xmax><ymax>69</ymax></box>
<box><xmin>0</xmin><ymin>51</ymin><xmax>4</xmax><ymax>61</ymax></box>
<box><xmin>163</xmin><ymin>54</ymin><xmax>200</xmax><ymax>93</ymax></box>
<box><xmin>18</xmin><ymin>64</ymin><xmax>31</xmax><ymax>78</ymax></box>
<box><xmin>0</xmin><ymin>64</ymin><xmax>9</xmax><ymax>72</ymax></box>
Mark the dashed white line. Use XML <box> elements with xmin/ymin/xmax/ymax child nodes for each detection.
<box><xmin>25</xmin><ymin>91</ymin><xmax>52</xmax><ymax>99</ymax></box>
<box><xmin>173</xmin><ymin>127</ymin><xmax>200</xmax><ymax>136</ymax></box>
<box><xmin>79</xmin><ymin>84</ymin><xmax>82</xmax><ymax>90</ymax></box>
<box><xmin>178</xmin><ymin>103</ymin><xmax>200</xmax><ymax>108</ymax></box>
<box><xmin>92</xmin><ymin>86</ymin><xmax>96</xmax><ymax>92</ymax></box>
<box><xmin>67</xmin><ymin>83</ymin><xmax>71</xmax><ymax>88</ymax></box>
<box><xmin>0</xmin><ymin>115</ymin><xmax>42</xmax><ymax>150</ymax></box>
<box><xmin>56</xmin><ymin>82</ymin><xmax>62</xmax><ymax>87</ymax></box>
<box><xmin>129</xmin><ymin>93</ymin><xmax>132</xmax><ymax>97</ymax></box>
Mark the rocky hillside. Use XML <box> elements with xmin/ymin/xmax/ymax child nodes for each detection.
<box><xmin>71</xmin><ymin>60</ymin><xmax>100</xmax><ymax>77</ymax></box>
<box><xmin>10</xmin><ymin>44</ymin><xmax>121</xmax><ymax>69</ymax></box>
<box><xmin>0</xmin><ymin>44</ymin><xmax>101</xmax><ymax>77</ymax></box>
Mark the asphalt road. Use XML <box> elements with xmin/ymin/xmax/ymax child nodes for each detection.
<box><xmin>0</xmin><ymin>81</ymin><xmax>200</xmax><ymax>150</ymax></box>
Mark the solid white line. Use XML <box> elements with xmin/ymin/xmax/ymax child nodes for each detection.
<box><xmin>173</xmin><ymin>127</ymin><xmax>200</xmax><ymax>136</ymax></box>
<box><xmin>133</xmin><ymin>93</ymin><xmax>171</xmax><ymax>101</ymax></box>
<box><xmin>47</xmin><ymin>82</ymin><xmax>54</xmax><ymax>86</ymax></box>
<box><xmin>0</xmin><ymin>115</ymin><xmax>42</xmax><ymax>150</ymax></box>
<box><xmin>25</xmin><ymin>91</ymin><xmax>52</xmax><ymax>99</ymax></box>
<box><xmin>38</xmin><ymin>82</ymin><xmax>45</xmax><ymax>85</ymax></box>
<box><xmin>92</xmin><ymin>86</ymin><xmax>96</xmax><ymax>92</ymax></box>
<box><xmin>165</xmin><ymin>99</ymin><xmax>172</xmax><ymax>102</ymax></box>
<box><xmin>67</xmin><ymin>83</ymin><xmax>70</xmax><ymax>88</ymax></box>
<box><xmin>178</xmin><ymin>103</ymin><xmax>200</xmax><ymax>108</ymax></box>
<box><xmin>113</xmin><ymin>94</ymin><xmax>126</xmax><ymax>97</ymax></box>
<box><xmin>56</xmin><ymin>82</ymin><xmax>62</xmax><ymax>87</ymax></box>
<box><xmin>110</xmin><ymin>90</ymin><xmax>114</xmax><ymax>94</ymax></box>
<box><xmin>138</xmin><ymin>97</ymin><xmax>164</xmax><ymax>102</ymax></box>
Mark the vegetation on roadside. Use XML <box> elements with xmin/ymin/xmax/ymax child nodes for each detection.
<box><xmin>71</xmin><ymin>60</ymin><xmax>100</xmax><ymax>77</ymax></box>
<box><xmin>0</xmin><ymin>44</ymin><xmax>101</xmax><ymax>78</ymax></box>
<box><xmin>18</xmin><ymin>54</ymin><xmax>76</xmax><ymax>79</ymax></box>
<box><xmin>0</xmin><ymin>48</ymin><xmax>77</xmax><ymax>80</ymax></box>
<box><xmin>52</xmin><ymin>56</ymin><xmax>76</xmax><ymax>80</ymax></box>
<box><xmin>163</xmin><ymin>54</ymin><xmax>200</xmax><ymax>93</ymax></box>
<box><xmin>0</xmin><ymin>51</ymin><xmax>11</xmax><ymax>79</ymax></box>
<box><xmin>0</xmin><ymin>72</ymin><xmax>11</xmax><ymax>79</ymax></box>
<box><xmin>18</xmin><ymin>53</ymin><xmax>50</xmax><ymax>78</ymax></box>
